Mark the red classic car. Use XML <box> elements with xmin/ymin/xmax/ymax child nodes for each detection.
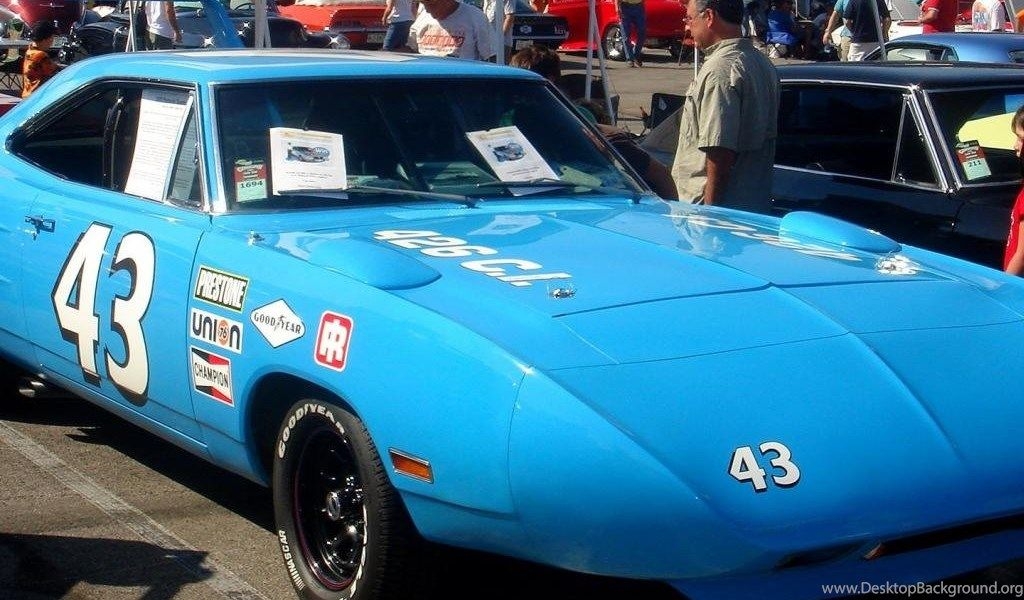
<box><xmin>278</xmin><ymin>0</ymin><xmax>386</xmax><ymax>49</ymax></box>
<box><xmin>545</xmin><ymin>0</ymin><xmax>690</xmax><ymax>60</ymax></box>
<box><xmin>0</xmin><ymin>0</ymin><xmax>83</xmax><ymax>33</ymax></box>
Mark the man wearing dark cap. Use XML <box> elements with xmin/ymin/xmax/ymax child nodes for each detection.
<box><xmin>671</xmin><ymin>0</ymin><xmax>779</xmax><ymax>213</ymax></box>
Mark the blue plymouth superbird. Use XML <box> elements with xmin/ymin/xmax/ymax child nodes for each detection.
<box><xmin>1</xmin><ymin>49</ymin><xmax>1024</xmax><ymax>600</ymax></box>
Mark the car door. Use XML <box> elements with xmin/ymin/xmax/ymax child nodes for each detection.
<box><xmin>772</xmin><ymin>82</ymin><xmax>962</xmax><ymax>254</ymax></box>
<box><xmin>0</xmin><ymin>176</ymin><xmax>36</xmax><ymax>360</ymax></box>
<box><xmin>14</xmin><ymin>82</ymin><xmax>210</xmax><ymax>442</ymax></box>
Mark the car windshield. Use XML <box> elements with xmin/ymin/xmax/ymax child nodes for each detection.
<box><xmin>928</xmin><ymin>87</ymin><xmax>1024</xmax><ymax>185</ymax></box>
<box><xmin>215</xmin><ymin>78</ymin><xmax>644</xmax><ymax>211</ymax></box>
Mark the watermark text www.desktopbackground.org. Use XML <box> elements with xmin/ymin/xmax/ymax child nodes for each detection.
<box><xmin>822</xmin><ymin>581</ymin><xmax>1024</xmax><ymax>597</ymax></box>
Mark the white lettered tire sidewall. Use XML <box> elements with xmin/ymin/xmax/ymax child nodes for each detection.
<box><xmin>273</xmin><ymin>400</ymin><xmax>372</xmax><ymax>600</ymax></box>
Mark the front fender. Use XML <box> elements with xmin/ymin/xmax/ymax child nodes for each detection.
<box><xmin>508</xmin><ymin>371</ymin><xmax>766</xmax><ymax>579</ymax></box>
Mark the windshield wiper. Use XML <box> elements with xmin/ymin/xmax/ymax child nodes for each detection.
<box><xmin>275</xmin><ymin>185</ymin><xmax>478</xmax><ymax>208</ymax></box>
<box><xmin>476</xmin><ymin>178</ymin><xmax>643</xmax><ymax>202</ymax></box>
<box><xmin>476</xmin><ymin>178</ymin><xmax>584</xmax><ymax>190</ymax></box>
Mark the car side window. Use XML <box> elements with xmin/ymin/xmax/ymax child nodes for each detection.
<box><xmin>884</xmin><ymin>46</ymin><xmax>946</xmax><ymax>61</ymax></box>
<box><xmin>12</xmin><ymin>87</ymin><xmax>120</xmax><ymax>187</ymax></box>
<box><xmin>11</xmin><ymin>83</ymin><xmax>204</xmax><ymax>208</ymax></box>
<box><xmin>166</xmin><ymin>109</ymin><xmax>204</xmax><ymax>208</ymax></box>
<box><xmin>777</xmin><ymin>85</ymin><xmax>903</xmax><ymax>182</ymax></box>
<box><xmin>894</xmin><ymin>103</ymin><xmax>938</xmax><ymax>187</ymax></box>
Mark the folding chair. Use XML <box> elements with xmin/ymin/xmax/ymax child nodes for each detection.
<box><xmin>0</xmin><ymin>55</ymin><xmax>23</xmax><ymax>94</ymax></box>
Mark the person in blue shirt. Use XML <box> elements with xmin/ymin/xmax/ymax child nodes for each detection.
<box><xmin>821</xmin><ymin>0</ymin><xmax>851</xmax><ymax>60</ymax></box>
<box><xmin>765</xmin><ymin>0</ymin><xmax>808</xmax><ymax>57</ymax></box>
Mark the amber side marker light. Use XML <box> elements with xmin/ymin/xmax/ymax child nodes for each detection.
<box><xmin>389</xmin><ymin>449</ymin><xmax>434</xmax><ymax>483</ymax></box>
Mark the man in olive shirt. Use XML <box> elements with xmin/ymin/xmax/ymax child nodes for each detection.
<box><xmin>672</xmin><ymin>0</ymin><xmax>779</xmax><ymax>213</ymax></box>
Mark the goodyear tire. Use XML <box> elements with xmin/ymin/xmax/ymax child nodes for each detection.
<box><xmin>273</xmin><ymin>399</ymin><xmax>422</xmax><ymax>600</ymax></box>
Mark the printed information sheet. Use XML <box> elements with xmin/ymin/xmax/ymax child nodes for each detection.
<box><xmin>124</xmin><ymin>89</ymin><xmax>193</xmax><ymax>200</ymax></box>
<box><xmin>465</xmin><ymin>125</ymin><xmax>558</xmax><ymax>183</ymax></box>
<box><xmin>269</xmin><ymin>127</ymin><xmax>346</xmax><ymax>194</ymax></box>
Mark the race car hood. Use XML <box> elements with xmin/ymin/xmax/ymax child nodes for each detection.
<box><xmin>251</xmin><ymin>201</ymin><xmax>1024</xmax><ymax>551</ymax></box>
<box><xmin>282</xmin><ymin>201</ymin><xmax>1024</xmax><ymax>369</ymax></box>
<box><xmin>542</xmin><ymin>315</ymin><xmax>1024</xmax><ymax>554</ymax></box>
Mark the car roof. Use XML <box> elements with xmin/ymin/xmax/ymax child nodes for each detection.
<box><xmin>775</xmin><ymin>61</ymin><xmax>1024</xmax><ymax>88</ymax></box>
<box><xmin>888</xmin><ymin>32</ymin><xmax>1024</xmax><ymax>48</ymax></box>
<box><xmin>65</xmin><ymin>48</ymin><xmax>540</xmax><ymax>85</ymax></box>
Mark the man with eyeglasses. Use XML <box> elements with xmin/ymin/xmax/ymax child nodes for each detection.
<box><xmin>671</xmin><ymin>0</ymin><xmax>779</xmax><ymax>213</ymax></box>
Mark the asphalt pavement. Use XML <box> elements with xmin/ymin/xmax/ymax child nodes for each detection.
<box><xmin>559</xmin><ymin>47</ymin><xmax>695</xmax><ymax>132</ymax></box>
<box><xmin>557</xmin><ymin>47</ymin><xmax>809</xmax><ymax>135</ymax></box>
<box><xmin>0</xmin><ymin>367</ymin><xmax>683</xmax><ymax>599</ymax></box>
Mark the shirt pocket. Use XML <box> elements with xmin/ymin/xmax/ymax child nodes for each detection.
<box><xmin>680</xmin><ymin>80</ymin><xmax>698</xmax><ymax>141</ymax></box>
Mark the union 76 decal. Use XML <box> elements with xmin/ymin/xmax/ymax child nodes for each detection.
<box><xmin>52</xmin><ymin>223</ymin><xmax>155</xmax><ymax>403</ymax></box>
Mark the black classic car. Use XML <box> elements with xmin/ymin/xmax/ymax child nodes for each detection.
<box><xmin>772</xmin><ymin>62</ymin><xmax>1024</xmax><ymax>269</ymax></box>
<box><xmin>468</xmin><ymin>0</ymin><xmax>569</xmax><ymax>52</ymax></box>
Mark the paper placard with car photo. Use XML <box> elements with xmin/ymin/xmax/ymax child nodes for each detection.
<box><xmin>269</xmin><ymin>127</ymin><xmax>346</xmax><ymax>194</ymax></box>
<box><xmin>466</xmin><ymin>125</ymin><xmax>558</xmax><ymax>184</ymax></box>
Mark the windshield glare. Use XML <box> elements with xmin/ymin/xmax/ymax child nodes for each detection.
<box><xmin>928</xmin><ymin>88</ymin><xmax>1024</xmax><ymax>185</ymax></box>
<box><xmin>214</xmin><ymin>79</ymin><xmax>642</xmax><ymax>210</ymax></box>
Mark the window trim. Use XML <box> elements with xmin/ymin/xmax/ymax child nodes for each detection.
<box><xmin>9</xmin><ymin>78</ymin><xmax>209</xmax><ymax>212</ymax></box>
<box><xmin>919</xmin><ymin>85</ymin><xmax>1024</xmax><ymax>191</ymax></box>
<box><xmin>775</xmin><ymin>82</ymin><xmax>945</xmax><ymax>192</ymax></box>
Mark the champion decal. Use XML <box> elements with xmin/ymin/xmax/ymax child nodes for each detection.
<box><xmin>190</xmin><ymin>346</ymin><xmax>234</xmax><ymax>406</ymax></box>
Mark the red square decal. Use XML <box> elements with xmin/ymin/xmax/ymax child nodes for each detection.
<box><xmin>314</xmin><ymin>311</ymin><xmax>354</xmax><ymax>371</ymax></box>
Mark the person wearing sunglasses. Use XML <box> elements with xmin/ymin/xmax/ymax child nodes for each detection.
<box><xmin>672</xmin><ymin>0</ymin><xmax>779</xmax><ymax>213</ymax></box>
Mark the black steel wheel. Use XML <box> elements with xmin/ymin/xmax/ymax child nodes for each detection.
<box><xmin>272</xmin><ymin>399</ymin><xmax>424</xmax><ymax>600</ymax></box>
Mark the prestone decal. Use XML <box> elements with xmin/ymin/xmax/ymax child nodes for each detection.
<box><xmin>194</xmin><ymin>266</ymin><xmax>249</xmax><ymax>311</ymax></box>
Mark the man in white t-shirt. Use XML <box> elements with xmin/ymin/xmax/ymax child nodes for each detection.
<box><xmin>145</xmin><ymin>0</ymin><xmax>181</xmax><ymax>49</ymax></box>
<box><xmin>972</xmin><ymin>0</ymin><xmax>1007</xmax><ymax>30</ymax></box>
<box><xmin>406</xmin><ymin>0</ymin><xmax>496</xmax><ymax>60</ymax></box>
<box><xmin>483</xmin><ymin>0</ymin><xmax>515</xmax><ymax>59</ymax></box>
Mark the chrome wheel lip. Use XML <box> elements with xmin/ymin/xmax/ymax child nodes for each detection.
<box><xmin>603</xmin><ymin>25</ymin><xmax>625</xmax><ymax>60</ymax></box>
